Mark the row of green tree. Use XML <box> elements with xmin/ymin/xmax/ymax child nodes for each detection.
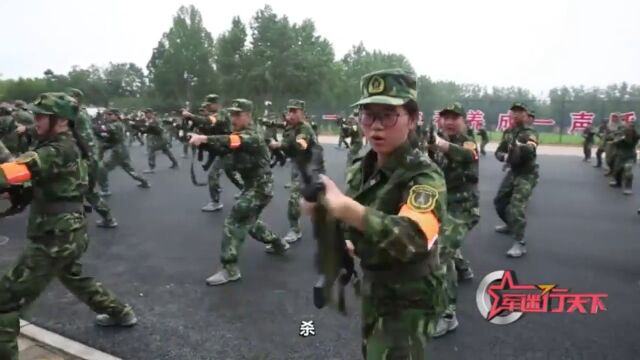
<box><xmin>1</xmin><ymin>4</ymin><xmax>639</xmax><ymax>128</ymax></box>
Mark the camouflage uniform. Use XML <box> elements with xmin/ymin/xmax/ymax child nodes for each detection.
<box><xmin>0</xmin><ymin>140</ymin><xmax>10</xmax><ymax>163</ymax></box>
<box><xmin>477</xmin><ymin>128</ymin><xmax>489</xmax><ymax>156</ymax></box>
<box><xmin>604</xmin><ymin>115</ymin><xmax>625</xmax><ymax>174</ymax></box>
<box><xmin>0</xmin><ymin>93</ymin><xmax>136</xmax><ymax>360</ymax></box>
<box><xmin>582</xmin><ymin>125</ymin><xmax>595</xmax><ymax>161</ymax></box>
<box><xmin>594</xmin><ymin>121</ymin><xmax>608</xmax><ymax>167</ymax></box>
<box><xmin>336</xmin><ymin>116</ymin><xmax>350</xmax><ymax>149</ymax></box>
<box><xmin>345</xmin><ymin>69</ymin><xmax>448</xmax><ymax>359</ymax></box>
<box><xmin>143</xmin><ymin>108</ymin><xmax>178</xmax><ymax>171</ymax></box>
<box><xmin>199</xmin><ymin>99</ymin><xmax>288</xmax><ymax>286</ymax></box>
<box><xmin>186</xmin><ymin>95</ymin><xmax>243</xmax><ymax>211</ymax></box>
<box><xmin>281</xmin><ymin>100</ymin><xmax>323</xmax><ymax>243</ymax></box>
<box><xmin>609</xmin><ymin>123</ymin><xmax>639</xmax><ymax>194</ymax></box>
<box><xmin>429</xmin><ymin>103</ymin><xmax>480</xmax><ymax>338</ymax></box>
<box><xmin>66</xmin><ymin>88</ymin><xmax>116</xmax><ymax>227</ymax></box>
<box><xmin>494</xmin><ymin>103</ymin><xmax>539</xmax><ymax>257</ymax></box>
<box><xmin>10</xmin><ymin>101</ymin><xmax>35</xmax><ymax>154</ymax></box>
<box><xmin>347</xmin><ymin>116</ymin><xmax>364</xmax><ymax>164</ymax></box>
<box><xmin>96</xmin><ymin>109</ymin><xmax>150</xmax><ymax>194</ymax></box>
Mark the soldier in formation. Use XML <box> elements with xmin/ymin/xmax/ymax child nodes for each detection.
<box><xmin>0</xmin><ymin>93</ymin><xmax>137</xmax><ymax>360</ymax></box>
<box><xmin>267</xmin><ymin>99</ymin><xmax>319</xmax><ymax>245</ymax></box>
<box><xmin>428</xmin><ymin>102</ymin><xmax>480</xmax><ymax>338</ymax></box>
<box><xmin>65</xmin><ymin>88</ymin><xmax>119</xmax><ymax>228</ymax></box>
<box><xmin>608</xmin><ymin>121</ymin><xmax>639</xmax><ymax>195</ymax></box>
<box><xmin>346</xmin><ymin>112</ymin><xmax>364</xmax><ymax>164</ymax></box>
<box><xmin>301</xmin><ymin>69</ymin><xmax>448</xmax><ymax>359</ymax></box>
<box><xmin>96</xmin><ymin>108</ymin><xmax>151</xmax><ymax>196</ymax></box>
<box><xmin>188</xmin><ymin>99</ymin><xmax>289</xmax><ymax>285</ymax></box>
<box><xmin>142</xmin><ymin>108</ymin><xmax>179</xmax><ymax>173</ymax></box>
<box><xmin>582</xmin><ymin>124</ymin><xmax>596</xmax><ymax>161</ymax></box>
<box><xmin>182</xmin><ymin>94</ymin><xmax>243</xmax><ymax>212</ymax></box>
<box><xmin>477</xmin><ymin>127</ymin><xmax>489</xmax><ymax>156</ymax></box>
<box><xmin>494</xmin><ymin>103</ymin><xmax>539</xmax><ymax>258</ymax></box>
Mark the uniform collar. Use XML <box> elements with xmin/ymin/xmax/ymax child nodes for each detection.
<box><xmin>362</xmin><ymin>140</ymin><xmax>413</xmax><ymax>177</ymax></box>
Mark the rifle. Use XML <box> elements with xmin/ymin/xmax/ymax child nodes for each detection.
<box><xmin>180</xmin><ymin>108</ymin><xmax>221</xmax><ymax>186</ymax></box>
<box><xmin>294</xmin><ymin>144</ymin><xmax>359</xmax><ymax>314</ymax></box>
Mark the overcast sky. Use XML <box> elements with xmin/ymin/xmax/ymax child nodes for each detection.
<box><xmin>2</xmin><ymin>0</ymin><xmax>638</xmax><ymax>95</ymax></box>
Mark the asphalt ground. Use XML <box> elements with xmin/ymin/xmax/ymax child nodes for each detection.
<box><xmin>1</xmin><ymin>143</ymin><xmax>639</xmax><ymax>360</ymax></box>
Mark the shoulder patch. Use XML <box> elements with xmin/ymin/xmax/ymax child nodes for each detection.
<box><xmin>463</xmin><ymin>141</ymin><xmax>477</xmax><ymax>150</ymax></box>
<box><xmin>407</xmin><ymin>185</ymin><xmax>438</xmax><ymax>213</ymax></box>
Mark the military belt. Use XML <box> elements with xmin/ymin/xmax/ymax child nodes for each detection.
<box><xmin>362</xmin><ymin>259</ymin><xmax>431</xmax><ymax>283</ymax></box>
<box><xmin>32</xmin><ymin>201</ymin><xmax>85</xmax><ymax>215</ymax></box>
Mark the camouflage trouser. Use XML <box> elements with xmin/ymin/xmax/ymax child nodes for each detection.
<box><xmin>480</xmin><ymin>140</ymin><xmax>488</xmax><ymax>155</ymax></box>
<box><xmin>0</xmin><ymin>229</ymin><xmax>132</xmax><ymax>360</ymax></box>
<box><xmin>220</xmin><ymin>187</ymin><xmax>280</xmax><ymax>266</ymax></box>
<box><xmin>361</xmin><ymin>273</ymin><xmax>448</xmax><ymax>360</ymax></box>
<box><xmin>494</xmin><ymin>171</ymin><xmax>536</xmax><ymax>243</ymax></box>
<box><xmin>583</xmin><ymin>141</ymin><xmax>593</xmax><ymax>160</ymax></box>
<box><xmin>208</xmin><ymin>156</ymin><xmax>244</xmax><ymax>203</ymax></box>
<box><xmin>86</xmin><ymin>155</ymin><xmax>113</xmax><ymax>220</ymax></box>
<box><xmin>439</xmin><ymin>207</ymin><xmax>479</xmax><ymax>314</ymax></box>
<box><xmin>148</xmin><ymin>141</ymin><xmax>178</xmax><ymax>169</ymax></box>
<box><xmin>613</xmin><ymin>156</ymin><xmax>635</xmax><ymax>188</ymax></box>
<box><xmin>605</xmin><ymin>143</ymin><xmax>617</xmax><ymax>172</ymax></box>
<box><xmin>98</xmin><ymin>148</ymin><xmax>147</xmax><ymax>191</ymax></box>
<box><xmin>347</xmin><ymin>138</ymin><xmax>363</xmax><ymax>164</ymax></box>
<box><xmin>337</xmin><ymin>134</ymin><xmax>349</xmax><ymax>148</ymax></box>
<box><xmin>288</xmin><ymin>171</ymin><xmax>301</xmax><ymax>231</ymax></box>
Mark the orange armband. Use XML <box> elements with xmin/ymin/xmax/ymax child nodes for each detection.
<box><xmin>398</xmin><ymin>205</ymin><xmax>439</xmax><ymax>250</ymax></box>
<box><xmin>0</xmin><ymin>163</ymin><xmax>31</xmax><ymax>185</ymax></box>
<box><xmin>229</xmin><ymin>134</ymin><xmax>242</xmax><ymax>149</ymax></box>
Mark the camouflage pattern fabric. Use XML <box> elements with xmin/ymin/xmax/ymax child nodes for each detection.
<box><xmin>281</xmin><ymin>121</ymin><xmax>324</xmax><ymax>232</ymax></box>
<box><xmin>604</xmin><ymin>121</ymin><xmax>625</xmax><ymax>172</ymax></box>
<box><xmin>203</xmin><ymin>124</ymin><xmax>281</xmax><ymax>267</ymax></box>
<box><xmin>582</xmin><ymin>125</ymin><xmax>595</xmax><ymax>160</ymax></box>
<box><xmin>146</xmin><ymin>119</ymin><xmax>178</xmax><ymax>169</ymax></box>
<box><xmin>477</xmin><ymin>128</ymin><xmax>489</xmax><ymax>155</ymax></box>
<box><xmin>0</xmin><ymin>131</ymin><xmax>132</xmax><ymax>359</ymax></box>
<box><xmin>494</xmin><ymin>125</ymin><xmax>539</xmax><ymax>243</ymax></box>
<box><xmin>97</xmin><ymin>120</ymin><xmax>148</xmax><ymax>191</ymax></box>
<box><xmin>190</xmin><ymin>109</ymin><xmax>243</xmax><ymax>202</ymax></box>
<box><xmin>611</xmin><ymin>125</ymin><xmax>640</xmax><ymax>188</ymax></box>
<box><xmin>432</xmin><ymin>133</ymin><xmax>480</xmax><ymax>314</ymax></box>
<box><xmin>75</xmin><ymin>108</ymin><xmax>114</xmax><ymax>220</ymax></box>
<box><xmin>347</xmin><ymin>119</ymin><xmax>364</xmax><ymax>164</ymax></box>
<box><xmin>343</xmin><ymin>142</ymin><xmax>449</xmax><ymax>359</ymax></box>
<box><xmin>0</xmin><ymin>140</ymin><xmax>11</xmax><ymax>163</ymax></box>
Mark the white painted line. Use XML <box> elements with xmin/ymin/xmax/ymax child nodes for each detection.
<box><xmin>20</xmin><ymin>321</ymin><xmax>122</xmax><ymax>360</ymax></box>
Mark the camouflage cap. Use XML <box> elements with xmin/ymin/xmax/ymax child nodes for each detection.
<box><xmin>205</xmin><ymin>94</ymin><xmax>219</xmax><ymax>104</ymax></box>
<box><xmin>14</xmin><ymin>100</ymin><xmax>27</xmax><ymax>109</ymax></box>
<box><xmin>510</xmin><ymin>102</ymin><xmax>529</xmax><ymax>112</ymax></box>
<box><xmin>143</xmin><ymin>108</ymin><xmax>154</xmax><ymax>113</ymax></box>
<box><xmin>27</xmin><ymin>92</ymin><xmax>79</xmax><ymax>120</ymax></box>
<box><xmin>352</xmin><ymin>68</ymin><xmax>417</xmax><ymax>107</ymax></box>
<box><xmin>226</xmin><ymin>99</ymin><xmax>253</xmax><ymax>113</ymax></box>
<box><xmin>65</xmin><ymin>88</ymin><xmax>84</xmax><ymax>100</ymax></box>
<box><xmin>439</xmin><ymin>102</ymin><xmax>466</xmax><ymax>117</ymax></box>
<box><xmin>287</xmin><ymin>99</ymin><xmax>305</xmax><ymax>110</ymax></box>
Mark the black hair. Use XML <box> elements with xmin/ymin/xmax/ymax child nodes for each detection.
<box><xmin>402</xmin><ymin>100</ymin><xmax>419</xmax><ymax>120</ymax></box>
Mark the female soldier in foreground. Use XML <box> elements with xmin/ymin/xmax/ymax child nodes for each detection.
<box><xmin>302</xmin><ymin>69</ymin><xmax>448</xmax><ymax>359</ymax></box>
<box><xmin>0</xmin><ymin>93</ymin><xmax>136</xmax><ymax>360</ymax></box>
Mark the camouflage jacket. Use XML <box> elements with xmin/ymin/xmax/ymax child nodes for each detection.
<box><xmin>281</xmin><ymin>121</ymin><xmax>324</xmax><ymax>171</ymax></box>
<box><xmin>495</xmin><ymin>125</ymin><xmax>539</xmax><ymax>176</ymax></box>
<box><xmin>432</xmin><ymin>133</ymin><xmax>479</xmax><ymax>214</ymax></box>
<box><xmin>205</xmin><ymin>124</ymin><xmax>273</xmax><ymax>193</ymax></box>
<box><xmin>0</xmin><ymin>131</ymin><xmax>88</xmax><ymax>238</ymax></box>
<box><xmin>344</xmin><ymin>141</ymin><xmax>447</xmax><ymax>269</ymax></box>
<box><xmin>0</xmin><ymin>140</ymin><xmax>11</xmax><ymax>163</ymax></box>
<box><xmin>612</xmin><ymin>125</ymin><xmax>640</xmax><ymax>160</ymax></box>
<box><xmin>145</xmin><ymin>119</ymin><xmax>170</xmax><ymax>146</ymax></box>
<box><xmin>75</xmin><ymin>108</ymin><xmax>99</xmax><ymax>155</ymax></box>
<box><xmin>191</xmin><ymin>109</ymin><xmax>232</xmax><ymax>136</ymax></box>
<box><xmin>99</xmin><ymin>120</ymin><xmax>128</xmax><ymax>150</ymax></box>
<box><xmin>477</xmin><ymin>128</ymin><xmax>489</xmax><ymax>141</ymax></box>
<box><xmin>12</xmin><ymin>109</ymin><xmax>35</xmax><ymax>126</ymax></box>
<box><xmin>0</xmin><ymin>114</ymin><xmax>18</xmax><ymax>152</ymax></box>
<box><xmin>582</xmin><ymin>126</ymin><xmax>595</xmax><ymax>143</ymax></box>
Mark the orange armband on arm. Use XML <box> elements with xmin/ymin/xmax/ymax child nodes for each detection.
<box><xmin>0</xmin><ymin>163</ymin><xmax>32</xmax><ymax>185</ymax></box>
<box><xmin>229</xmin><ymin>134</ymin><xmax>242</xmax><ymax>149</ymax></box>
<box><xmin>398</xmin><ymin>204</ymin><xmax>439</xmax><ymax>250</ymax></box>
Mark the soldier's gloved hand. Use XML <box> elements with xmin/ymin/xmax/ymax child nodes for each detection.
<box><xmin>495</xmin><ymin>151</ymin><xmax>507</xmax><ymax>162</ymax></box>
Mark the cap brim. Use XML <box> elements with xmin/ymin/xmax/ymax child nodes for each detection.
<box><xmin>510</xmin><ymin>106</ymin><xmax>527</xmax><ymax>112</ymax></box>
<box><xmin>351</xmin><ymin>95</ymin><xmax>408</xmax><ymax>107</ymax></box>
<box><xmin>439</xmin><ymin>109</ymin><xmax>464</xmax><ymax>117</ymax></box>
<box><xmin>27</xmin><ymin>103</ymin><xmax>54</xmax><ymax>115</ymax></box>
<box><xmin>226</xmin><ymin>107</ymin><xmax>243</xmax><ymax>113</ymax></box>
<box><xmin>287</xmin><ymin>106</ymin><xmax>303</xmax><ymax>110</ymax></box>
